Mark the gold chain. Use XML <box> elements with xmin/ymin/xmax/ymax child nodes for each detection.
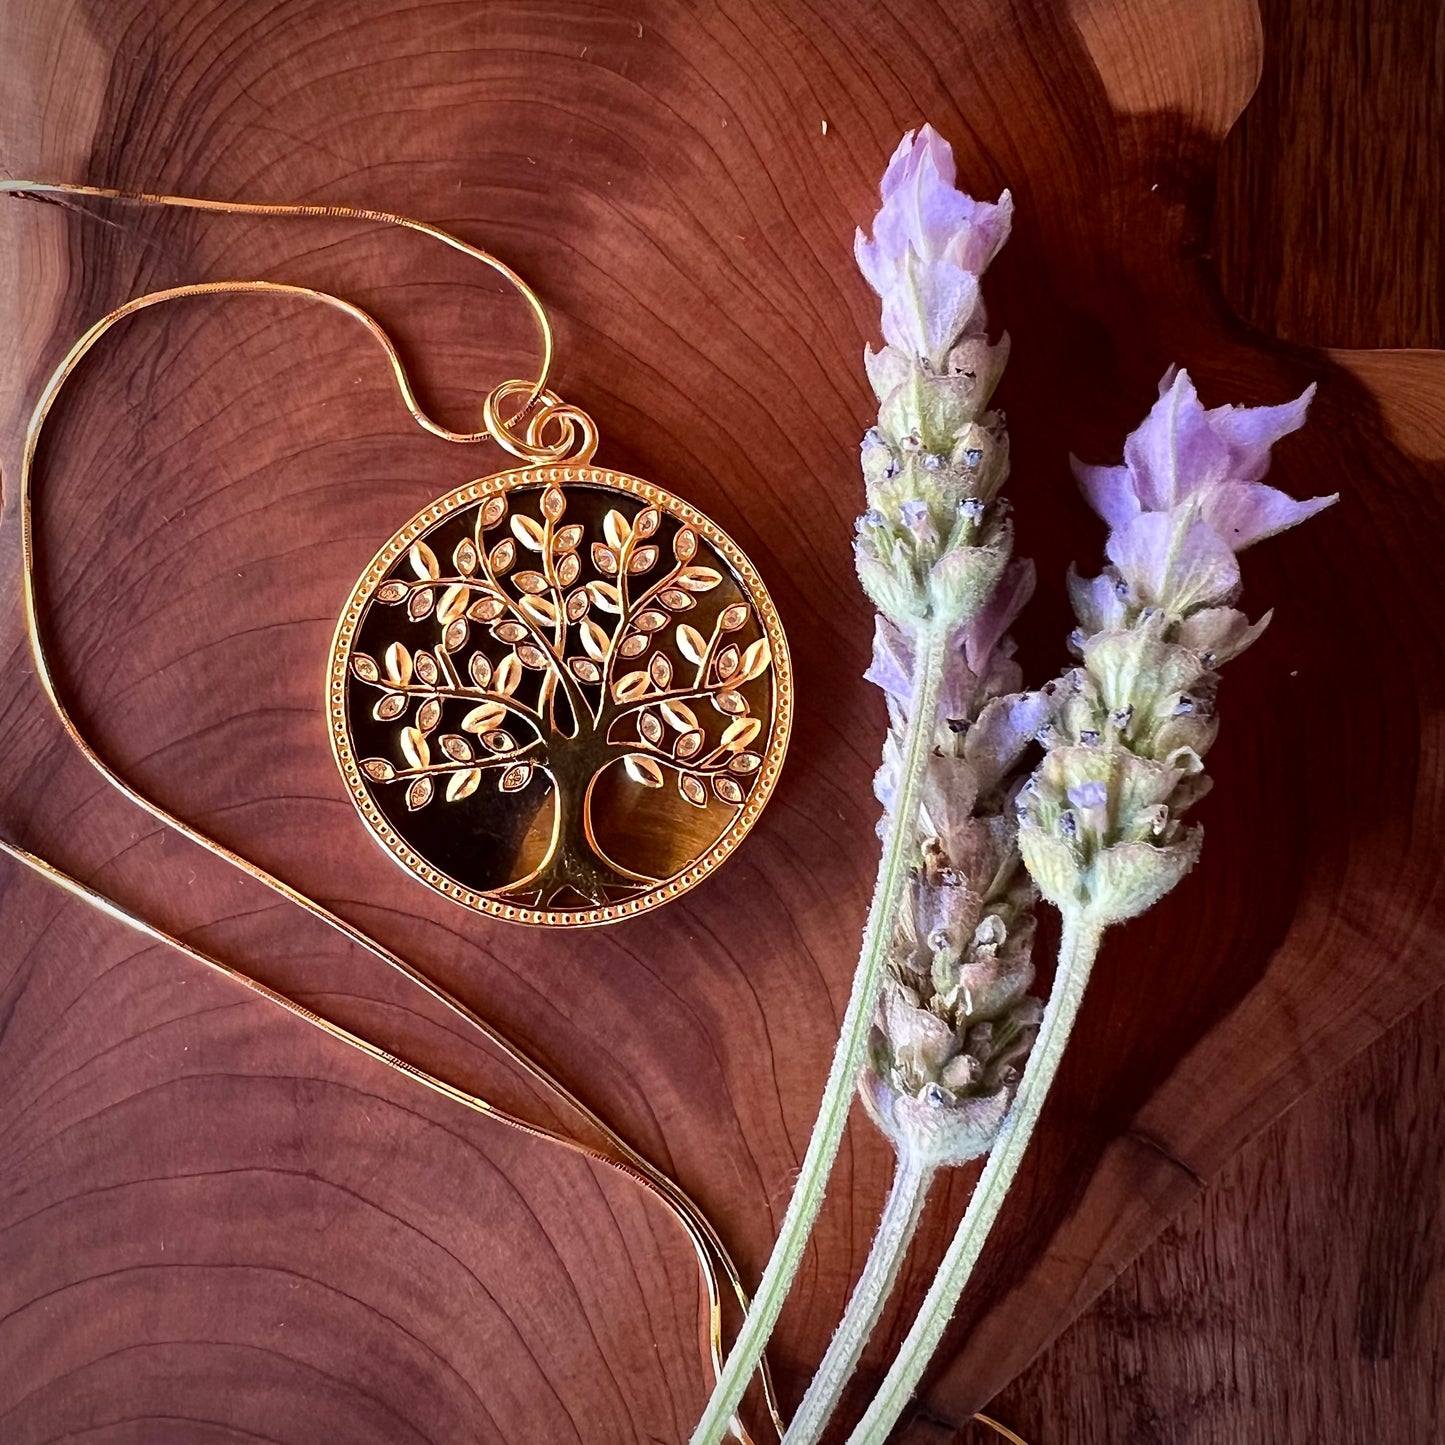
<box><xmin>1</xmin><ymin>182</ymin><xmax>781</xmax><ymax>1440</ymax></box>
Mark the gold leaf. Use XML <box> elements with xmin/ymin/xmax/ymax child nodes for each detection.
<box><xmin>499</xmin><ymin>762</ymin><xmax>534</xmax><ymax>793</ymax></box>
<box><xmin>511</xmin><ymin>514</ymin><xmax>546</xmax><ymax>551</ymax></box>
<box><xmin>541</xmin><ymin>486</ymin><xmax>566</xmax><ymax>521</ymax></box>
<box><xmin>713</xmin><ymin>775</ymin><xmax>744</xmax><ymax>805</ymax></box>
<box><xmin>517</xmin><ymin>644</ymin><xmax>549</xmax><ymax>670</ymax></box>
<box><xmin>483</xmin><ymin>730</ymin><xmax>517</xmax><ymax>753</ymax></box>
<box><xmin>520</xmin><ymin>595</ymin><xmax>558</xmax><ymax>626</ymax></box>
<box><xmin>556</xmin><ymin>551</ymin><xmax>581</xmax><ymax>587</ymax></box>
<box><xmin>565</xmin><ymin>588</ymin><xmax>591</xmax><ymax>622</ymax></box>
<box><xmin>741</xmin><ymin>637</ymin><xmax>772</xmax><ymax>681</ymax></box>
<box><xmin>538</xmin><ymin>670</ymin><xmax>557</xmax><ymax>715</ymax></box>
<box><xmin>678</xmin><ymin>565</ymin><xmax>723</xmax><ymax>592</ymax></box>
<box><xmin>489</xmin><ymin>539</ymin><xmax>516</xmax><ymax>574</ymax></box>
<box><xmin>462</xmin><ymin>702</ymin><xmax>506</xmax><ymax>733</ymax></box>
<box><xmin>719</xmin><ymin>603</ymin><xmax>749</xmax><ymax>632</ymax></box>
<box><xmin>376</xmin><ymin>581</ymin><xmax>407</xmax><ymax>604</ymax></box>
<box><xmin>443</xmin><ymin>618</ymin><xmax>469</xmax><ymax>653</ymax></box>
<box><xmin>581</xmin><ymin>618</ymin><xmax>610</xmax><ymax>661</ymax></box>
<box><xmin>351</xmin><ymin>653</ymin><xmax>380</xmax><ymax>683</ymax></box>
<box><xmin>639</xmin><ymin>711</ymin><xmax>664</xmax><ymax>744</ymax></box>
<box><xmin>468</xmin><ymin>653</ymin><xmax>493</xmax><ymax>688</ymax></box>
<box><xmin>661</xmin><ymin>700</ymin><xmax>699</xmax><ymax>731</ymax></box>
<box><xmin>416</xmin><ymin>698</ymin><xmax>442</xmax><ymax>733</ymax></box>
<box><xmin>714</xmin><ymin>689</ymin><xmax>747</xmax><ymax>716</ymax></box>
<box><xmin>514</xmin><ymin>570</ymin><xmax>549</xmax><ymax>595</ymax></box>
<box><xmin>414</xmin><ymin>651</ymin><xmax>439</xmax><ymax>686</ymax></box>
<box><xmin>373</xmin><ymin>693</ymin><xmax>406</xmax><ymax>722</ymax></box>
<box><xmin>569</xmin><ymin>657</ymin><xmax>601</xmax><ymax>683</ymax></box>
<box><xmin>673</xmin><ymin>528</ymin><xmax>698</xmax><ymax>562</ymax></box>
<box><xmin>361</xmin><ymin>758</ymin><xmax>395</xmax><ymax>782</ymax></box>
<box><xmin>495</xmin><ymin>653</ymin><xmax>522</xmax><ymax>696</ymax></box>
<box><xmin>675</xmin><ymin>729</ymin><xmax>704</xmax><ymax>759</ymax></box>
<box><xmin>401</xmin><ymin>727</ymin><xmax>430</xmax><ymax>770</ymax></box>
<box><xmin>679</xmin><ymin>774</ymin><xmax>708</xmax><ymax>808</ymax></box>
<box><xmin>658</xmin><ymin>588</ymin><xmax>694</xmax><ymax>611</ymax></box>
<box><xmin>624</xmin><ymin>754</ymin><xmax>665</xmax><ymax>788</ymax></box>
<box><xmin>618</xmin><ymin>634</ymin><xmax>649</xmax><ymax>658</ymax></box>
<box><xmin>627</xmin><ymin>544</ymin><xmax>659</xmax><ymax>574</ymax></box>
<box><xmin>453</xmin><ymin>539</ymin><xmax>479</xmax><ymax>576</ymax></box>
<box><xmin>384</xmin><ymin>642</ymin><xmax>412</xmax><ymax>686</ymax></box>
<box><xmin>587</xmin><ymin>580</ymin><xmax>622</xmax><ymax>613</ymax></box>
<box><xmin>722</xmin><ymin>716</ymin><xmax>762</xmax><ymax>750</ymax></box>
<box><xmin>603</xmin><ymin>509</ymin><xmax>632</xmax><ymax>551</ymax></box>
<box><xmin>492</xmin><ymin>620</ymin><xmax>528</xmax><ymax>644</ymax></box>
<box><xmin>613</xmin><ymin>670</ymin><xmax>650</xmax><ymax>702</ymax></box>
<box><xmin>730</xmin><ymin>751</ymin><xmax>762</xmax><ymax>774</ymax></box>
<box><xmin>438</xmin><ymin>584</ymin><xmax>471</xmax><ymax>623</ymax></box>
<box><xmin>407</xmin><ymin>776</ymin><xmax>435</xmax><ymax>810</ymax></box>
<box><xmin>440</xmin><ymin>734</ymin><xmax>473</xmax><ymax>762</ymax></box>
<box><xmin>715</xmin><ymin>643</ymin><xmax>740</xmax><ymax>680</ymax></box>
<box><xmin>446</xmin><ymin>767</ymin><xmax>482</xmax><ymax>802</ymax></box>
<box><xmin>634</xmin><ymin>610</ymin><xmax>668</xmax><ymax>633</ymax></box>
<box><xmin>468</xmin><ymin>595</ymin><xmax>505</xmax><ymax>623</ymax></box>
<box><xmin>554</xmin><ymin>523</ymin><xmax>584</xmax><ymax>552</ymax></box>
<box><xmin>479</xmin><ymin>495</ymin><xmax>507</xmax><ymax>529</ymax></box>
<box><xmin>649</xmin><ymin>653</ymin><xmax>673</xmax><ymax>688</ymax></box>
<box><xmin>408</xmin><ymin>587</ymin><xmax>435</xmax><ymax>621</ymax></box>
<box><xmin>591</xmin><ymin>543</ymin><xmax>619</xmax><ymax>575</ymax></box>
<box><xmin>633</xmin><ymin>506</ymin><xmax>660</xmax><ymax>539</ymax></box>
<box><xmin>410</xmin><ymin>541</ymin><xmax>440</xmax><ymax>580</ymax></box>
<box><xmin>676</xmin><ymin>623</ymin><xmax>707</xmax><ymax>664</ymax></box>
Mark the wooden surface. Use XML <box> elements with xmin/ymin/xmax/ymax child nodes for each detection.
<box><xmin>967</xmin><ymin>983</ymin><xmax>1445</xmax><ymax>1444</ymax></box>
<box><xmin>0</xmin><ymin>2</ymin><xmax>1441</xmax><ymax>1443</ymax></box>
<box><xmin>961</xmin><ymin>5</ymin><xmax>1445</xmax><ymax>1440</ymax></box>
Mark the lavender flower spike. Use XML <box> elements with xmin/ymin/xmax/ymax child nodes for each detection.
<box><xmin>854</xmin><ymin>126</ymin><xmax>1015</xmax><ymax>632</ymax></box>
<box><xmin>1021</xmin><ymin>373</ymin><xmax>1335</xmax><ymax>922</ymax></box>
<box><xmin>692</xmin><ymin>127</ymin><xmax>1029</xmax><ymax>1445</ymax></box>
<box><xmin>847</xmin><ymin>376</ymin><xmax>1334</xmax><ymax>1445</ymax></box>
<box><xmin>855</xmin><ymin>125</ymin><xmax>1013</xmax><ymax>367</ymax></box>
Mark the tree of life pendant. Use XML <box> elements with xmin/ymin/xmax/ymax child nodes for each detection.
<box><xmin>329</xmin><ymin>465</ymin><xmax>792</xmax><ymax>927</ymax></box>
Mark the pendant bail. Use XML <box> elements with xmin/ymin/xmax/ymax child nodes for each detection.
<box><xmin>483</xmin><ymin>378</ymin><xmax>599</xmax><ymax>464</ymax></box>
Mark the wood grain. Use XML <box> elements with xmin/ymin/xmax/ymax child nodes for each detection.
<box><xmin>1215</xmin><ymin>0</ymin><xmax>1445</xmax><ymax>350</ymax></box>
<box><xmin>968</xmin><ymin>982</ymin><xmax>1445</xmax><ymax>1444</ymax></box>
<box><xmin>0</xmin><ymin>2</ymin><xmax>1440</xmax><ymax>1443</ymax></box>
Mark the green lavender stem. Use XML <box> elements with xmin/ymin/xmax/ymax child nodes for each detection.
<box><xmin>783</xmin><ymin>1146</ymin><xmax>936</xmax><ymax>1445</ymax></box>
<box><xmin>846</xmin><ymin>909</ymin><xmax>1105</xmax><ymax>1445</ymax></box>
<box><xmin>691</xmin><ymin>623</ymin><xmax>950</xmax><ymax>1445</ymax></box>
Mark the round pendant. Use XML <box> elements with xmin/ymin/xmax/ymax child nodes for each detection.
<box><xmin>328</xmin><ymin>464</ymin><xmax>792</xmax><ymax>927</ymax></box>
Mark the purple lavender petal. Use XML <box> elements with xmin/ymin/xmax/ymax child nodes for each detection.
<box><xmin>939</xmin><ymin>630</ymin><xmax>983</xmax><ymax>724</ymax></box>
<box><xmin>879</xmin><ymin>252</ymin><xmax>980</xmax><ymax>359</ymax></box>
<box><xmin>854</xmin><ymin>225</ymin><xmax>892</xmax><ymax>296</ymax></box>
<box><xmin>865</xmin><ymin>615</ymin><xmax>915</xmax><ymax>707</ymax></box>
<box><xmin>960</xmin><ymin>558</ymin><xmax>1035</xmax><ymax>674</ymax></box>
<box><xmin>1196</xmin><ymin>479</ymin><xmax>1338</xmax><ymax>550</ymax></box>
<box><xmin>965</xmin><ymin>690</ymin><xmax>1058</xmax><ymax>793</ymax></box>
<box><xmin>1072</xmin><ymin>457</ymin><xmax>1142</xmax><ymax>528</ymax></box>
<box><xmin>1121</xmin><ymin>368</ymin><xmax>1230</xmax><ymax>511</ymax></box>
<box><xmin>1205</xmin><ymin>384</ymin><xmax>1315</xmax><ymax>483</ymax></box>
<box><xmin>1066</xmin><ymin>780</ymin><xmax>1109</xmax><ymax>810</ymax></box>
<box><xmin>1106</xmin><ymin>508</ymin><xmax>1241</xmax><ymax>611</ymax></box>
<box><xmin>940</xmin><ymin>190</ymin><xmax>1014</xmax><ymax>275</ymax></box>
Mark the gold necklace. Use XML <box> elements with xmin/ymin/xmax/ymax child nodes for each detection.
<box><xmin>1</xmin><ymin>180</ymin><xmax>786</xmax><ymax>1438</ymax></box>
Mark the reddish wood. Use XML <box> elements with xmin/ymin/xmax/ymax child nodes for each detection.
<box><xmin>970</xmin><ymin>985</ymin><xmax>1445</xmax><ymax>1444</ymax></box>
<box><xmin>0</xmin><ymin>2</ymin><xmax>1440</xmax><ymax>1442</ymax></box>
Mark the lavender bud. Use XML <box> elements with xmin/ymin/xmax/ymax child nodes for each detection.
<box><xmin>1066</xmin><ymin>780</ymin><xmax>1108</xmax><ymax>810</ymax></box>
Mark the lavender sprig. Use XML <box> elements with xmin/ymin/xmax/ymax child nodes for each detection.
<box><xmin>848</xmin><ymin>368</ymin><xmax>1335</xmax><ymax>1445</ymax></box>
<box><xmin>693</xmin><ymin>126</ymin><xmax>1024</xmax><ymax>1445</ymax></box>
<box><xmin>784</xmin><ymin>574</ymin><xmax>1053</xmax><ymax>1444</ymax></box>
